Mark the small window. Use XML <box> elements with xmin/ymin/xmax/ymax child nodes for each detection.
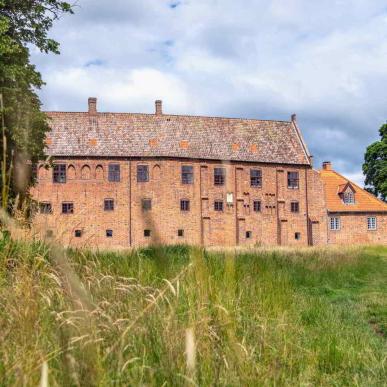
<box><xmin>181</xmin><ymin>165</ymin><xmax>193</xmax><ymax>184</ymax></box>
<box><xmin>295</xmin><ymin>232</ymin><xmax>301</xmax><ymax>240</ymax></box>
<box><xmin>46</xmin><ymin>230</ymin><xmax>53</xmax><ymax>238</ymax></box>
<box><xmin>330</xmin><ymin>217</ymin><xmax>340</xmax><ymax>230</ymax></box>
<box><xmin>137</xmin><ymin>165</ymin><xmax>149</xmax><ymax>182</ymax></box>
<box><xmin>74</xmin><ymin>230</ymin><xmax>82</xmax><ymax>238</ymax></box>
<box><xmin>62</xmin><ymin>202</ymin><xmax>74</xmax><ymax>214</ymax></box>
<box><xmin>214</xmin><ymin>168</ymin><xmax>226</xmax><ymax>186</ymax></box>
<box><xmin>53</xmin><ymin>164</ymin><xmax>66</xmax><ymax>183</ymax></box>
<box><xmin>253</xmin><ymin>200</ymin><xmax>261</xmax><ymax>212</ymax></box>
<box><xmin>180</xmin><ymin>199</ymin><xmax>190</xmax><ymax>211</ymax></box>
<box><xmin>39</xmin><ymin>202</ymin><xmax>52</xmax><ymax>214</ymax></box>
<box><xmin>246</xmin><ymin>231</ymin><xmax>252</xmax><ymax>239</ymax></box>
<box><xmin>250</xmin><ymin>169</ymin><xmax>262</xmax><ymax>187</ymax></box>
<box><xmin>367</xmin><ymin>217</ymin><xmax>377</xmax><ymax>230</ymax></box>
<box><xmin>108</xmin><ymin>164</ymin><xmax>120</xmax><ymax>182</ymax></box>
<box><xmin>104</xmin><ymin>199</ymin><xmax>114</xmax><ymax>211</ymax></box>
<box><xmin>178</xmin><ymin>229</ymin><xmax>184</xmax><ymax>237</ymax></box>
<box><xmin>343</xmin><ymin>192</ymin><xmax>355</xmax><ymax>204</ymax></box>
<box><xmin>214</xmin><ymin>200</ymin><xmax>224</xmax><ymax>211</ymax></box>
<box><xmin>287</xmin><ymin>171</ymin><xmax>299</xmax><ymax>189</ymax></box>
<box><xmin>144</xmin><ymin>229</ymin><xmax>151</xmax><ymax>237</ymax></box>
<box><xmin>291</xmin><ymin>202</ymin><xmax>299</xmax><ymax>213</ymax></box>
<box><xmin>142</xmin><ymin>198</ymin><xmax>152</xmax><ymax>211</ymax></box>
<box><xmin>106</xmin><ymin>229</ymin><xmax>113</xmax><ymax>237</ymax></box>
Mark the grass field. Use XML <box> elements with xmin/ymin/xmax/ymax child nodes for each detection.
<box><xmin>0</xmin><ymin>238</ymin><xmax>386</xmax><ymax>386</ymax></box>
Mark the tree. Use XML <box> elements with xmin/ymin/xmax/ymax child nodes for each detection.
<box><xmin>363</xmin><ymin>123</ymin><xmax>387</xmax><ymax>202</ymax></box>
<box><xmin>0</xmin><ymin>0</ymin><xmax>73</xmax><ymax>209</ymax></box>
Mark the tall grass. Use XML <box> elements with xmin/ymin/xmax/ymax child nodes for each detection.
<box><xmin>0</xmin><ymin>238</ymin><xmax>386</xmax><ymax>386</ymax></box>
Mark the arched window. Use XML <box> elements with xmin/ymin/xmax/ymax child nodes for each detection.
<box><xmin>67</xmin><ymin>164</ymin><xmax>76</xmax><ymax>180</ymax></box>
<box><xmin>81</xmin><ymin>165</ymin><xmax>91</xmax><ymax>180</ymax></box>
<box><xmin>95</xmin><ymin>165</ymin><xmax>104</xmax><ymax>180</ymax></box>
<box><xmin>152</xmin><ymin>164</ymin><xmax>161</xmax><ymax>180</ymax></box>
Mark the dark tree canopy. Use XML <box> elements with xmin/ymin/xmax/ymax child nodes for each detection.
<box><xmin>363</xmin><ymin>123</ymin><xmax>387</xmax><ymax>202</ymax></box>
<box><xmin>0</xmin><ymin>0</ymin><xmax>73</xmax><ymax>209</ymax></box>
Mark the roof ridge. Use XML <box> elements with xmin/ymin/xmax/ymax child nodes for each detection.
<box><xmin>44</xmin><ymin>111</ymin><xmax>292</xmax><ymax>123</ymax></box>
<box><xmin>327</xmin><ymin>169</ymin><xmax>387</xmax><ymax>209</ymax></box>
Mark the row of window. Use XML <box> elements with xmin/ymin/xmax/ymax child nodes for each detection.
<box><xmin>52</xmin><ymin>164</ymin><xmax>300</xmax><ymax>189</ymax></box>
<box><xmin>330</xmin><ymin>216</ymin><xmax>377</xmax><ymax>230</ymax></box>
<box><xmin>40</xmin><ymin>199</ymin><xmax>301</xmax><ymax>214</ymax></box>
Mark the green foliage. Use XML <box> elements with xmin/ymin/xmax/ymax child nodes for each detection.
<box><xmin>363</xmin><ymin>123</ymin><xmax>387</xmax><ymax>201</ymax></box>
<box><xmin>0</xmin><ymin>243</ymin><xmax>386</xmax><ymax>385</ymax></box>
<box><xmin>0</xmin><ymin>0</ymin><xmax>73</xmax><ymax>208</ymax></box>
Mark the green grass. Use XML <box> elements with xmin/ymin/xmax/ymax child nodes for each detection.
<box><xmin>0</xmin><ymin>239</ymin><xmax>386</xmax><ymax>386</ymax></box>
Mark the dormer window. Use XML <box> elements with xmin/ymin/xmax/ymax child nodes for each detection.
<box><xmin>343</xmin><ymin>191</ymin><xmax>355</xmax><ymax>204</ymax></box>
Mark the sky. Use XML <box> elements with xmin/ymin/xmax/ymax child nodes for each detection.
<box><xmin>30</xmin><ymin>0</ymin><xmax>387</xmax><ymax>185</ymax></box>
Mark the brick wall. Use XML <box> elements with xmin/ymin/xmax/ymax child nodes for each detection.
<box><xmin>31</xmin><ymin>158</ymin><xmax>314</xmax><ymax>248</ymax></box>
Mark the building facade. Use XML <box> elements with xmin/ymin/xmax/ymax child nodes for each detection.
<box><xmin>30</xmin><ymin>98</ymin><xmax>387</xmax><ymax>248</ymax></box>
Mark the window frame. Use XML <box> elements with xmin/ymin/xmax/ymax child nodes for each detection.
<box><xmin>74</xmin><ymin>230</ymin><xmax>82</xmax><ymax>238</ymax></box>
<box><xmin>214</xmin><ymin>167</ymin><xmax>226</xmax><ymax>186</ymax></box>
<box><xmin>290</xmin><ymin>201</ymin><xmax>300</xmax><ymax>213</ymax></box>
<box><xmin>181</xmin><ymin>165</ymin><xmax>194</xmax><ymax>184</ymax></box>
<box><xmin>253</xmin><ymin>200</ymin><xmax>261</xmax><ymax>212</ymax></box>
<box><xmin>329</xmin><ymin>217</ymin><xmax>340</xmax><ymax>231</ymax></box>
<box><xmin>39</xmin><ymin>202</ymin><xmax>52</xmax><ymax>214</ymax></box>
<box><xmin>53</xmin><ymin>164</ymin><xmax>66</xmax><ymax>184</ymax></box>
<box><xmin>178</xmin><ymin>229</ymin><xmax>184</xmax><ymax>237</ymax></box>
<box><xmin>104</xmin><ymin>198</ymin><xmax>114</xmax><ymax>211</ymax></box>
<box><xmin>142</xmin><ymin>198</ymin><xmax>152</xmax><ymax>211</ymax></box>
<box><xmin>106</xmin><ymin>229</ymin><xmax>113</xmax><ymax>237</ymax></box>
<box><xmin>108</xmin><ymin>164</ymin><xmax>120</xmax><ymax>182</ymax></box>
<box><xmin>180</xmin><ymin>199</ymin><xmax>190</xmax><ymax>212</ymax></box>
<box><xmin>137</xmin><ymin>164</ymin><xmax>149</xmax><ymax>182</ymax></box>
<box><xmin>246</xmin><ymin>231</ymin><xmax>252</xmax><ymax>239</ymax></box>
<box><xmin>295</xmin><ymin>232</ymin><xmax>301</xmax><ymax>240</ymax></box>
<box><xmin>287</xmin><ymin>171</ymin><xmax>299</xmax><ymax>189</ymax></box>
<box><xmin>144</xmin><ymin>229</ymin><xmax>151</xmax><ymax>237</ymax></box>
<box><xmin>214</xmin><ymin>200</ymin><xmax>224</xmax><ymax>212</ymax></box>
<box><xmin>61</xmin><ymin>202</ymin><xmax>74</xmax><ymax>214</ymax></box>
<box><xmin>367</xmin><ymin>216</ymin><xmax>377</xmax><ymax>230</ymax></box>
<box><xmin>250</xmin><ymin>169</ymin><xmax>262</xmax><ymax>187</ymax></box>
<box><xmin>343</xmin><ymin>191</ymin><xmax>355</xmax><ymax>205</ymax></box>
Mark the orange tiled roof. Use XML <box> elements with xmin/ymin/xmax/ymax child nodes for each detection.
<box><xmin>319</xmin><ymin>169</ymin><xmax>387</xmax><ymax>213</ymax></box>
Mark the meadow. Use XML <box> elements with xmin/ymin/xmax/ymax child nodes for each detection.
<box><xmin>0</xmin><ymin>237</ymin><xmax>386</xmax><ymax>386</ymax></box>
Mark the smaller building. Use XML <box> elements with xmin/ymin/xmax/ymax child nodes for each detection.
<box><xmin>319</xmin><ymin>161</ymin><xmax>387</xmax><ymax>245</ymax></box>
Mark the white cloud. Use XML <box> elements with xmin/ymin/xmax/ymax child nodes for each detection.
<box><xmin>32</xmin><ymin>0</ymin><xmax>387</xmax><ymax>177</ymax></box>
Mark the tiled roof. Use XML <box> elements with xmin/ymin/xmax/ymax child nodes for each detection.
<box><xmin>44</xmin><ymin>106</ymin><xmax>311</xmax><ymax>165</ymax></box>
<box><xmin>319</xmin><ymin>169</ymin><xmax>387</xmax><ymax>212</ymax></box>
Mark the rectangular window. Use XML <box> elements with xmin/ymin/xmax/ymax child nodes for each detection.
<box><xmin>250</xmin><ymin>169</ymin><xmax>262</xmax><ymax>187</ymax></box>
<box><xmin>295</xmin><ymin>232</ymin><xmax>301</xmax><ymax>240</ymax></box>
<box><xmin>253</xmin><ymin>200</ymin><xmax>261</xmax><ymax>212</ymax></box>
<box><xmin>246</xmin><ymin>231</ymin><xmax>252</xmax><ymax>239</ymax></box>
<box><xmin>330</xmin><ymin>217</ymin><xmax>340</xmax><ymax>230</ymax></box>
<box><xmin>181</xmin><ymin>165</ymin><xmax>193</xmax><ymax>184</ymax></box>
<box><xmin>287</xmin><ymin>171</ymin><xmax>299</xmax><ymax>189</ymax></box>
<box><xmin>291</xmin><ymin>201</ymin><xmax>299</xmax><ymax>213</ymax></box>
<box><xmin>75</xmin><ymin>230</ymin><xmax>82</xmax><ymax>238</ymax></box>
<box><xmin>178</xmin><ymin>229</ymin><xmax>184</xmax><ymax>237</ymax></box>
<box><xmin>62</xmin><ymin>202</ymin><xmax>74</xmax><ymax>214</ymax></box>
<box><xmin>343</xmin><ymin>192</ymin><xmax>355</xmax><ymax>204</ymax></box>
<box><xmin>137</xmin><ymin>165</ymin><xmax>149</xmax><ymax>182</ymax></box>
<box><xmin>53</xmin><ymin>164</ymin><xmax>66</xmax><ymax>183</ymax></box>
<box><xmin>46</xmin><ymin>230</ymin><xmax>53</xmax><ymax>238</ymax></box>
<box><xmin>142</xmin><ymin>198</ymin><xmax>152</xmax><ymax>211</ymax></box>
<box><xmin>104</xmin><ymin>199</ymin><xmax>114</xmax><ymax>211</ymax></box>
<box><xmin>39</xmin><ymin>202</ymin><xmax>52</xmax><ymax>214</ymax></box>
<box><xmin>214</xmin><ymin>167</ymin><xmax>226</xmax><ymax>186</ymax></box>
<box><xmin>108</xmin><ymin>164</ymin><xmax>120</xmax><ymax>182</ymax></box>
<box><xmin>367</xmin><ymin>217</ymin><xmax>377</xmax><ymax>230</ymax></box>
<box><xmin>214</xmin><ymin>200</ymin><xmax>224</xmax><ymax>211</ymax></box>
<box><xmin>144</xmin><ymin>229</ymin><xmax>151</xmax><ymax>237</ymax></box>
<box><xmin>180</xmin><ymin>199</ymin><xmax>190</xmax><ymax>211</ymax></box>
<box><xmin>106</xmin><ymin>229</ymin><xmax>113</xmax><ymax>237</ymax></box>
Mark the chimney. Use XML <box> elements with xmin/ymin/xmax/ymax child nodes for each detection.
<box><xmin>88</xmin><ymin>97</ymin><xmax>97</xmax><ymax>114</ymax></box>
<box><xmin>291</xmin><ymin>113</ymin><xmax>297</xmax><ymax>122</ymax></box>
<box><xmin>155</xmin><ymin>100</ymin><xmax>162</xmax><ymax>115</ymax></box>
<box><xmin>322</xmin><ymin>161</ymin><xmax>332</xmax><ymax>170</ymax></box>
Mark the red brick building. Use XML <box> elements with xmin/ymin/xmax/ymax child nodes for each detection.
<box><xmin>30</xmin><ymin>98</ymin><xmax>387</xmax><ymax>248</ymax></box>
